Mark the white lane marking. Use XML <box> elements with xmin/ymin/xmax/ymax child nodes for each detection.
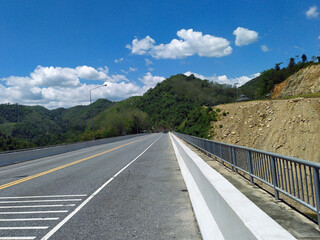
<box><xmin>0</xmin><ymin>195</ymin><xmax>87</xmax><ymax>199</ymax></box>
<box><xmin>0</xmin><ymin>226</ymin><xmax>49</xmax><ymax>230</ymax></box>
<box><xmin>0</xmin><ymin>218</ymin><xmax>59</xmax><ymax>221</ymax></box>
<box><xmin>41</xmin><ymin>134</ymin><xmax>162</xmax><ymax>240</ymax></box>
<box><xmin>0</xmin><ymin>204</ymin><xmax>75</xmax><ymax>208</ymax></box>
<box><xmin>0</xmin><ymin>237</ymin><xmax>36</xmax><ymax>240</ymax></box>
<box><xmin>0</xmin><ymin>199</ymin><xmax>82</xmax><ymax>203</ymax></box>
<box><xmin>0</xmin><ymin>210</ymin><xmax>68</xmax><ymax>214</ymax></box>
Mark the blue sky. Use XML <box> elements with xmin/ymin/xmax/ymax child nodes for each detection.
<box><xmin>0</xmin><ymin>0</ymin><xmax>319</xmax><ymax>108</ymax></box>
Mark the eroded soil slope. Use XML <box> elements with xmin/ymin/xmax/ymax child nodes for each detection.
<box><xmin>211</xmin><ymin>97</ymin><xmax>320</xmax><ymax>163</ymax></box>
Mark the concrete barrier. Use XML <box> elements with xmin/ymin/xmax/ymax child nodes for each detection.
<box><xmin>169</xmin><ymin>132</ymin><xmax>296</xmax><ymax>240</ymax></box>
<box><xmin>0</xmin><ymin>134</ymin><xmax>148</xmax><ymax>167</ymax></box>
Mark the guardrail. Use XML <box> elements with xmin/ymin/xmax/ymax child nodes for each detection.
<box><xmin>173</xmin><ymin>132</ymin><xmax>320</xmax><ymax>227</ymax></box>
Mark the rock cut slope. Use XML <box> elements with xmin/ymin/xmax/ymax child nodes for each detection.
<box><xmin>271</xmin><ymin>64</ymin><xmax>320</xmax><ymax>98</ymax></box>
<box><xmin>210</xmin><ymin>98</ymin><xmax>320</xmax><ymax>163</ymax></box>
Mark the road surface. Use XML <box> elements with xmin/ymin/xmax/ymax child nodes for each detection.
<box><xmin>0</xmin><ymin>133</ymin><xmax>201</xmax><ymax>240</ymax></box>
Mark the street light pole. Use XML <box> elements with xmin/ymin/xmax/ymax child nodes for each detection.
<box><xmin>234</xmin><ymin>82</ymin><xmax>239</xmax><ymax>99</ymax></box>
<box><xmin>89</xmin><ymin>83</ymin><xmax>107</xmax><ymax>140</ymax></box>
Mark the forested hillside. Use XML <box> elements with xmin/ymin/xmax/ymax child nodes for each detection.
<box><xmin>135</xmin><ymin>74</ymin><xmax>237</xmax><ymax>129</ymax></box>
<box><xmin>82</xmin><ymin>97</ymin><xmax>149</xmax><ymax>140</ymax></box>
<box><xmin>240</xmin><ymin>59</ymin><xmax>319</xmax><ymax>99</ymax></box>
<box><xmin>0</xmin><ymin>99</ymin><xmax>114</xmax><ymax>150</ymax></box>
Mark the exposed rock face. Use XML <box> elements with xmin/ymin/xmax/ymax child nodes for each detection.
<box><xmin>211</xmin><ymin>98</ymin><xmax>320</xmax><ymax>163</ymax></box>
<box><xmin>278</xmin><ymin>65</ymin><xmax>320</xmax><ymax>97</ymax></box>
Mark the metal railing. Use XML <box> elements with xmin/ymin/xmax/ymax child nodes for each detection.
<box><xmin>173</xmin><ymin>132</ymin><xmax>320</xmax><ymax>226</ymax></box>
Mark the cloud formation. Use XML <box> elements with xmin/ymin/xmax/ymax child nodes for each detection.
<box><xmin>261</xmin><ymin>45</ymin><xmax>270</xmax><ymax>52</ymax></box>
<box><xmin>306</xmin><ymin>5</ymin><xmax>319</xmax><ymax>19</ymax></box>
<box><xmin>184</xmin><ymin>71</ymin><xmax>260</xmax><ymax>86</ymax></box>
<box><xmin>127</xmin><ymin>36</ymin><xmax>155</xmax><ymax>55</ymax></box>
<box><xmin>114</xmin><ymin>58</ymin><xmax>124</xmax><ymax>63</ymax></box>
<box><xmin>233</xmin><ymin>27</ymin><xmax>259</xmax><ymax>47</ymax></box>
<box><xmin>138</xmin><ymin>72</ymin><xmax>166</xmax><ymax>87</ymax></box>
<box><xmin>127</xmin><ymin>29</ymin><xmax>232</xmax><ymax>59</ymax></box>
<box><xmin>0</xmin><ymin>65</ymin><xmax>159</xmax><ymax>109</ymax></box>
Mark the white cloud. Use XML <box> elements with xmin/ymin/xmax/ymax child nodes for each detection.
<box><xmin>318</xmin><ymin>35</ymin><xmax>320</xmax><ymax>40</ymax></box>
<box><xmin>120</xmin><ymin>67</ymin><xmax>138</xmax><ymax>75</ymax></box>
<box><xmin>145</xmin><ymin>58</ymin><xmax>152</xmax><ymax>66</ymax></box>
<box><xmin>0</xmin><ymin>65</ymin><xmax>146</xmax><ymax>109</ymax></box>
<box><xmin>184</xmin><ymin>71</ymin><xmax>260</xmax><ymax>86</ymax></box>
<box><xmin>127</xmin><ymin>29</ymin><xmax>232</xmax><ymax>59</ymax></box>
<box><xmin>129</xmin><ymin>67</ymin><xmax>137</xmax><ymax>72</ymax></box>
<box><xmin>138</xmin><ymin>72</ymin><xmax>165</xmax><ymax>87</ymax></box>
<box><xmin>306</xmin><ymin>5</ymin><xmax>319</xmax><ymax>19</ymax></box>
<box><xmin>233</xmin><ymin>27</ymin><xmax>259</xmax><ymax>47</ymax></box>
<box><xmin>114</xmin><ymin>58</ymin><xmax>124</xmax><ymax>63</ymax></box>
<box><xmin>126</xmin><ymin>36</ymin><xmax>155</xmax><ymax>55</ymax></box>
<box><xmin>261</xmin><ymin>45</ymin><xmax>270</xmax><ymax>52</ymax></box>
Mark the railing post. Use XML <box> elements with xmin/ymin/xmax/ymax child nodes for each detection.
<box><xmin>270</xmin><ymin>156</ymin><xmax>279</xmax><ymax>200</ymax></box>
<box><xmin>229</xmin><ymin>147</ymin><xmax>235</xmax><ymax>171</ymax></box>
<box><xmin>233</xmin><ymin>148</ymin><xmax>238</xmax><ymax>173</ymax></box>
<box><xmin>313</xmin><ymin>168</ymin><xmax>320</xmax><ymax>228</ymax></box>
<box><xmin>247</xmin><ymin>150</ymin><xmax>254</xmax><ymax>183</ymax></box>
<box><xmin>213</xmin><ymin>142</ymin><xmax>216</xmax><ymax>155</ymax></box>
<box><xmin>220</xmin><ymin>144</ymin><xmax>224</xmax><ymax>166</ymax></box>
<box><xmin>209</xmin><ymin>141</ymin><xmax>213</xmax><ymax>156</ymax></box>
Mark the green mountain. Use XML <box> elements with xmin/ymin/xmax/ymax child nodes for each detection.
<box><xmin>0</xmin><ymin>99</ymin><xmax>114</xmax><ymax>150</ymax></box>
<box><xmin>82</xmin><ymin>97</ymin><xmax>149</xmax><ymax>140</ymax></box>
<box><xmin>134</xmin><ymin>74</ymin><xmax>237</xmax><ymax>129</ymax></box>
<box><xmin>80</xmin><ymin>74</ymin><xmax>238</xmax><ymax>139</ymax></box>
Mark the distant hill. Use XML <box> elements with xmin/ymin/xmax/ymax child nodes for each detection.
<box><xmin>81</xmin><ymin>97</ymin><xmax>149</xmax><ymax>140</ymax></box>
<box><xmin>82</xmin><ymin>74</ymin><xmax>238</xmax><ymax>138</ymax></box>
<box><xmin>0</xmin><ymin>99</ymin><xmax>114</xmax><ymax>150</ymax></box>
<box><xmin>135</xmin><ymin>74</ymin><xmax>237</xmax><ymax>129</ymax></box>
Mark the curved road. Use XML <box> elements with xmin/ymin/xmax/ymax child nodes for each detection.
<box><xmin>0</xmin><ymin>133</ymin><xmax>201</xmax><ymax>240</ymax></box>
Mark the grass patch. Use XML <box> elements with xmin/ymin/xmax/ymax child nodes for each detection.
<box><xmin>281</xmin><ymin>92</ymin><xmax>320</xmax><ymax>99</ymax></box>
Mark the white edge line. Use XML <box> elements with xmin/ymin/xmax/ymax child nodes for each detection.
<box><xmin>41</xmin><ymin>134</ymin><xmax>162</xmax><ymax>240</ymax></box>
<box><xmin>0</xmin><ymin>226</ymin><xmax>49</xmax><ymax>230</ymax></box>
<box><xmin>0</xmin><ymin>218</ymin><xmax>59</xmax><ymax>221</ymax></box>
<box><xmin>0</xmin><ymin>204</ymin><xmax>75</xmax><ymax>208</ymax></box>
<box><xmin>0</xmin><ymin>199</ymin><xmax>82</xmax><ymax>203</ymax></box>
<box><xmin>0</xmin><ymin>237</ymin><xmax>36</xmax><ymax>240</ymax></box>
<box><xmin>0</xmin><ymin>195</ymin><xmax>87</xmax><ymax>199</ymax></box>
<box><xmin>0</xmin><ymin>210</ymin><xmax>68</xmax><ymax>214</ymax></box>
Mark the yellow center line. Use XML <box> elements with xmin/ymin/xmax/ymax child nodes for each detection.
<box><xmin>0</xmin><ymin>135</ymin><xmax>151</xmax><ymax>190</ymax></box>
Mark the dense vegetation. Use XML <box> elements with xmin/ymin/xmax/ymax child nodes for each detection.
<box><xmin>177</xmin><ymin>106</ymin><xmax>219</xmax><ymax>138</ymax></box>
<box><xmin>82</xmin><ymin>97</ymin><xmax>149</xmax><ymax>140</ymax></box>
<box><xmin>135</xmin><ymin>74</ymin><xmax>237</xmax><ymax>129</ymax></box>
<box><xmin>0</xmin><ymin>131</ymin><xmax>35</xmax><ymax>151</ymax></box>
<box><xmin>240</xmin><ymin>59</ymin><xmax>319</xmax><ymax>99</ymax></box>
<box><xmin>0</xmin><ymin>99</ymin><xmax>114</xmax><ymax>151</ymax></box>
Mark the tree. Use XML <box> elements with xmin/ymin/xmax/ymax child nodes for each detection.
<box><xmin>301</xmin><ymin>54</ymin><xmax>307</xmax><ymax>63</ymax></box>
<box><xmin>317</xmin><ymin>56</ymin><xmax>320</xmax><ymax>63</ymax></box>
<box><xmin>288</xmin><ymin>57</ymin><xmax>295</xmax><ymax>69</ymax></box>
<box><xmin>274</xmin><ymin>62</ymin><xmax>282</xmax><ymax>71</ymax></box>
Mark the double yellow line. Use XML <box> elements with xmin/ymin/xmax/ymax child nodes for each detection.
<box><xmin>0</xmin><ymin>136</ymin><xmax>150</xmax><ymax>190</ymax></box>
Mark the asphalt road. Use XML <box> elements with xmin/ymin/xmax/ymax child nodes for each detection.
<box><xmin>0</xmin><ymin>133</ymin><xmax>201</xmax><ymax>240</ymax></box>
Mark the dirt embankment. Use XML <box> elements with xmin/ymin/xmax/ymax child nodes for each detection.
<box><xmin>271</xmin><ymin>64</ymin><xmax>320</xmax><ymax>98</ymax></box>
<box><xmin>210</xmin><ymin>98</ymin><xmax>320</xmax><ymax>163</ymax></box>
